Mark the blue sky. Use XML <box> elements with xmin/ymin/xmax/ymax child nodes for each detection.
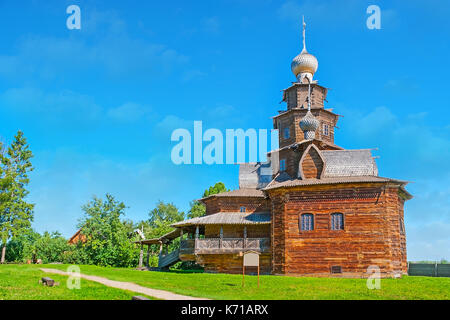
<box><xmin>0</xmin><ymin>0</ymin><xmax>449</xmax><ymax>261</ymax></box>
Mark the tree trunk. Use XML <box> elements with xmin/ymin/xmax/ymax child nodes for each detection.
<box><xmin>1</xmin><ymin>244</ymin><xmax>6</xmax><ymax>264</ymax></box>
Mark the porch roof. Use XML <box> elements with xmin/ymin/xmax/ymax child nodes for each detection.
<box><xmin>171</xmin><ymin>212</ymin><xmax>271</xmax><ymax>227</ymax></box>
<box><xmin>133</xmin><ymin>228</ymin><xmax>181</xmax><ymax>245</ymax></box>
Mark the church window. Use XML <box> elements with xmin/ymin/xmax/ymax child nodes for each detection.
<box><xmin>322</xmin><ymin>123</ymin><xmax>330</xmax><ymax>136</ymax></box>
<box><xmin>331</xmin><ymin>266</ymin><xmax>342</xmax><ymax>274</ymax></box>
<box><xmin>280</xmin><ymin>159</ymin><xmax>286</xmax><ymax>172</ymax></box>
<box><xmin>240</xmin><ymin>206</ymin><xmax>246</xmax><ymax>213</ymax></box>
<box><xmin>331</xmin><ymin>213</ymin><xmax>344</xmax><ymax>230</ymax></box>
<box><xmin>323</xmin><ymin>123</ymin><xmax>329</xmax><ymax>136</ymax></box>
<box><xmin>283</xmin><ymin>127</ymin><xmax>290</xmax><ymax>139</ymax></box>
<box><xmin>300</xmin><ymin>213</ymin><xmax>314</xmax><ymax>231</ymax></box>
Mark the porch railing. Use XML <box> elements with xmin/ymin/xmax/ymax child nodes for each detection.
<box><xmin>186</xmin><ymin>238</ymin><xmax>270</xmax><ymax>254</ymax></box>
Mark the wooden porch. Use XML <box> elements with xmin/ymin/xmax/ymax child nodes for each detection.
<box><xmin>180</xmin><ymin>238</ymin><xmax>271</xmax><ymax>254</ymax></box>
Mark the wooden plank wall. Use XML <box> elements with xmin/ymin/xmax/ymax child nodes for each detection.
<box><xmin>204</xmin><ymin>197</ymin><xmax>270</xmax><ymax>215</ymax></box>
<box><xmin>205</xmin><ymin>225</ymin><xmax>270</xmax><ymax>238</ymax></box>
<box><xmin>269</xmin><ymin>183</ymin><xmax>407</xmax><ymax>277</ymax></box>
<box><xmin>197</xmin><ymin>253</ymin><xmax>272</xmax><ymax>274</ymax></box>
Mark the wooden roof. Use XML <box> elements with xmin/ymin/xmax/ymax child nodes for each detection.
<box><xmin>134</xmin><ymin>228</ymin><xmax>181</xmax><ymax>245</ymax></box>
<box><xmin>171</xmin><ymin>212</ymin><xmax>271</xmax><ymax>227</ymax></box>
<box><xmin>321</xmin><ymin>149</ymin><xmax>379</xmax><ymax>177</ymax></box>
<box><xmin>199</xmin><ymin>188</ymin><xmax>265</xmax><ymax>202</ymax></box>
<box><xmin>264</xmin><ymin>175</ymin><xmax>410</xmax><ymax>191</ymax></box>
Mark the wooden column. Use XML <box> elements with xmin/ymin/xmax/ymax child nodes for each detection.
<box><xmin>195</xmin><ymin>226</ymin><xmax>199</xmax><ymax>250</ymax></box>
<box><xmin>243</xmin><ymin>226</ymin><xmax>247</xmax><ymax>250</ymax></box>
<box><xmin>138</xmin><ymin>243</ymin><xmax>144</xmax><ymax>268</ymax></box>
<box><xmin>146</xmin><ymin>245</ymin><xmax>150</xmax><ymax>268</ymax></box>
<box><xmin>219</xmin><ymin>226</ymin><xmax>223</xmax><ymax>249</ymax></box>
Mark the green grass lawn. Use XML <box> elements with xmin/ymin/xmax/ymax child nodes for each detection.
<box><xmin>0</xmin><ymin>264</ymin><xmax>154</xmax><ymax>300</ymax></box>
<box><xmin>7</xmin><ymin>264</ymin><xmax>448</xmax><ymax>300</ymax></box>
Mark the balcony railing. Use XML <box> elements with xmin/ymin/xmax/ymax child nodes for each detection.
<box><xmin>180</xmin><ymin>238</ymin><xmax>270</xmax><ymax>254</ymax></box>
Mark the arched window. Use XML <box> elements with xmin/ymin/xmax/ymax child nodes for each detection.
<box><xmin>331</xmin><ymin>213</ymin><xmax>344</xmax><ymax>230</ymax></box>
<box><xmin>300</xmin><ymin>213</ymin><xmax>314</xmax><ymax>231</ymax></box>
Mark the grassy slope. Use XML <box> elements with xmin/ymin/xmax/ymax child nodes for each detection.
<box><xmin>36</xmin><ymin>264</ymin><xmax>450</xmax><ymax>300</ymax></box>
<box><xmin>0</xmin><ymin>265</ymin><xmax>154</xmax><ymax>300</ymax></box>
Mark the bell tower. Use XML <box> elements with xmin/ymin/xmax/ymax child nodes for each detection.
<box><xmin>274</xmin><ymin>17</ymin><xmax>340</xmax><ymax>150</ymax></box>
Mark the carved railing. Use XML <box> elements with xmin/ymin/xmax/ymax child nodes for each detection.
<box><xmin>193</xmin><ymin>238</ymin><xmax>270</xmax><ymax>254</ymax></box>
<box><xmin>180</xmin><ymin>239</ymin><xmax>195</xmax><ymax>254</ymax></box>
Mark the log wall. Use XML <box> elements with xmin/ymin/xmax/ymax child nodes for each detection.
<box><xmin>203</xmin><ymin>197</ymin><xmax>270</xmax><ymax>215</ymax></box>
<box><xmin>205</xmin><ymin>224</ymin><xmax>271</xmax><ymax>238</ymax></box>
<box><xmin>197</xmin><ymin>253</ymin><xmax>272</xmax><ymax>274</ymax></box>
<box><xmin>268</xmin><ymin>182</ymin><xmax>408</xmax><ymax>278</ymax></box>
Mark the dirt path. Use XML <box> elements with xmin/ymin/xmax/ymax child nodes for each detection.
<box><xmin>40</xmin><ymin>268</ymin><xmax>209</xmax><ymax>300</ymax></box>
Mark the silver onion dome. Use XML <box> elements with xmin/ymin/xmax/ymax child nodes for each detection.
<box><xmin>299</xmin><ymin>110</ymin><xmax>319</xmax><ymax>140</ymax></box>
<box><xmin>291</xmin><ymin>51</ymin><xmax>318</xmax><ymax>81</ymax></box>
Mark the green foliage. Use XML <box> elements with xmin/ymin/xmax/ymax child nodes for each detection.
<box><xmin>147</xmin><ymin>201</ymin><xmax>184</xmax><ymax>238</ymax></box>
<box><xmin>203</xmin><ymin>182</ymin><xmax>228</xmax><ymax>198</ymax></box>
<box><xmin>31</xmin><ymin>232</ymin><xmax>71</xmax><ymax>264</ymax></box>
<box><xmin>5</xmin><ymin>230</ymin><xmax>39</xmax><ymax>262</ymax></box>
<box><xmin>0</xmin><ymin>131</ymin><xmax>34</xmax><ymax>263</ymax></box>
<box><xmin>188</xmin><ymin>182</ymin><xmax>228</xmax><ymax>219</ymax></box>
<box><xmin>76</xmin><ymin>194</ymin><xmax>139</xmax><ymax>267</ymax></box>
<box><xmin>5</xmin><ymin>230</ymin><xmax>70</xmax><ymax>263</ymax></box>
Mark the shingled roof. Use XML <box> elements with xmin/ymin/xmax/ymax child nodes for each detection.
<box><xmin>239</xmin><ymin>163</ymin><xmax>273</xmax><ymax>189</ymax></box>
<box><xmin>322</xmin><ymin>149</ymin><xmax>378</xmax><ymax>177</ymax></box>
<box><xmin>172</xmin><ymin>212</ymin><xmax>271</xmax><ymax>227</ymax></box>
<box><xmin>200</xmin><ymin>188</ymin><xmax>265</xmax><ymax>202</ymax></box>
<box><xmin>264</xmin><ymin>176</ymin><xmax>409</xmax><ymax>191</ymax></box>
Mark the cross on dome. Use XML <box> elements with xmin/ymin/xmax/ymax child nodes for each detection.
<box><xmin>291</xmin><ymin>16</ymin><xmax>319</xmax><ymax>83</ymax></box>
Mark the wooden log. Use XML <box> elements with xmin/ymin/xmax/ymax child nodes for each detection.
<box><xmin>41</xmin><ymin>277</ymin><xmax>55</xmax><ymax>287</ymax></box>
<box><xmin>132</xmin><ymin>296</ymin><xmax>150</xmax><ymax>300</ymax></box>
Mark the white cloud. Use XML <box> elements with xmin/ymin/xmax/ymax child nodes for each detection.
<box><xmin>182</xmin><ymin>69</ymin><xmax>208</xmax><ymax>82</ymax></box>
<box><xmin>203</xmin><ymin>16</ymin><xmax>220</xmax><ymax>33</ymax></box>
<box><xmin>107</xmin><ymin>102</ymin><xmax>152</xmax><ymax>123</ymax></box>
<box><xmin>407</xmin><ymin>222</ymin><xmax>450</xmax><ymax>261</ymax></box>
<box><xmin>0</xmin><ymin>8</ymin><xmax>189</xmax><ymax>82</ymax></box>
<box><xmin>0</xmin><ymin>87</ymin><xmax>102</xmax><ymax>123</ymax></box>
<box><xmin>29</xmin><ymin>148</ymin><xmax>204</xmax><ymax>237</ymax></box>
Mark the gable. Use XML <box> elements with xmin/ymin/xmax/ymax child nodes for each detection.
<box><xmin>298</xmin><ymin>144</ymin><xmax>325</xmax><ymax>179</ymax></box>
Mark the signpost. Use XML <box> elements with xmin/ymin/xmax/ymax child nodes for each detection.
<box><xmin>242</xmin><ymin>251</ymin><xmax>260</xmax><ymax>288</ymax></box>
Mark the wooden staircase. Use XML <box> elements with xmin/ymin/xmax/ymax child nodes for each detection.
<box><xmin>158</xmin><ymin>249</ymin><xmax>181</xmax><ymax>269</ymax></box>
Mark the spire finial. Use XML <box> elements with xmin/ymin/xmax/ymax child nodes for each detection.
<box><xmin>307</xmin><ymin>79</ymin><xmax>312</xmax><ymax>111</ymax></box>
<box><xmin>302</xmin><ymin>15</ymin><xmax>307</xmax><ymax>53</ymax></box>
<box><xmin>291</xmin><ymin>16</ymin><xmax>318</xmax><ymax>83</ymax></box>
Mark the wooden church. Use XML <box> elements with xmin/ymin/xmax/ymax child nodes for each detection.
<box><xmin>138</xmin><ymin>19</ymin><xmax>412</xmax><ymax>278</ymax></box>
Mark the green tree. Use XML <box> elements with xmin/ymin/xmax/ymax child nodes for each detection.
<box><xmin>187</xmin><ymin>182</ymin><xmax>228</xmax><ymax>219</ymax></box>
<box><xmin>203</xmin><ymin>182</ymin><xmax>228</xmax><ymax>198</ymax></box>
<box><xmin>31</xmin><ymin>231</ymin><xmax>71</xmax><ymax>263</ymax></box>
<box><xmin>140</xmin><ymin>201</ymin><xmax>185</xmax><ymax>267</ymax></box>
<box><xmin>147</xmin><ymin>201</ymin><xmax>185</xmax><ymax>238</ymax></box>
<box><xmin>0</xmin><ymin>131</ymin><xmax>34</xmax><ymax>263</ymax></box>
<box><xmin>77</xmin><ymin>194</ymin><xmax>139</xmax><ymax>267</ymax></box>
<box><xmin>5</xmin><ymin>229</ymin><xmax>39</xmax><ymax>262</ymax></box>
